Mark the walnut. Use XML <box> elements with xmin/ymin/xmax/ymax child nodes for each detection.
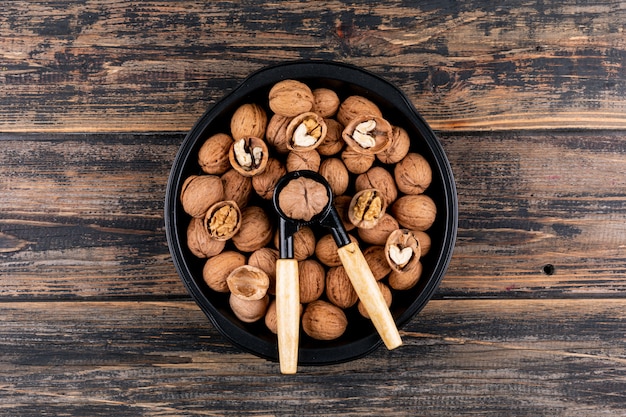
<box><xmin>198</xmin><ymin>133</ymin><xmax>233</xmax><ymax>175</ymax></box>
<box><xmin>377</xmin><ymin>125</ymin><xmax>411</xmax><ymax>164</ymax></box>
<box><xmin>251</xmin><ymin>157</ymin><xmax>286</xmax><ymax>200</ymax></box>
<box><xmin>226</xmin><ymin>265</ymin><xmax>270</xmax><ymax>301</ymax></box>
<box><xmin>385</xmin><ymin>229</ymin><xmax>421</xmax><ymax>273</ymax></box>
<box><xmin>312</xmin><ymin>88</ymin><xmax>340</xmax><ymax>117</ymax></box>
<box><xmin>186</xmin><ymin>217</ymin><xmax>226</xmax><ymax>258</ymax></box>
<box><xmin>229</xmin><ymin>136</ymin><xmax>269</xmax><ymax>177</ymax></box>
<box><xmin>412</xmin><ymin>230</ymin><xmax>432</xmax><ymax>256</ymax></box>
<box><xmin>341</xmin><ymin>145</ymin><xmax>375</xmax><ymax>174</ymax></box>
<box><xmin>264</xmin><ymin>300</ymin><xmax>278</xmax><ymax>334</ymax></box>
<box><xmin>232</xmin><ymin>205</ymin><xmax>273</xmax><ymax>252</ymax></box>
<box><xmin>268</xmin><ymin>79</ymin><xmax>314</xmax><ymax>117</ymax></box>
<box><xmin>388</xmin><ymin>260</ymin><xmax>423</xmax><ymax>291</ymax></box>
<box><xmin>272</xmin><ymin>225</ymin><xmax>316</xmax><ymax>261</ymax></box>
<box><xmin>325</xmin><ymin>265</ymin><xmax>358</xmax><ymax>309</ymax></box>
<box><xmin>230</xmin><ymin>103</ymin><xmax>267</xmax><ymax>141</ymax></box>
<box><xmin>318</xmin><ymin>158</ymin><xmax>349</xmax><ymax>196</ymax></box>
<box><xmin>314</xmin><ymin>233</ymin><xmax>357</xmax><ymax>267</ymax></box>
<box><xmin>358</xmin><ymin>281</ymin><xmax>392</xmax><ymax>319</ymax></box>
<box><xmin>248</xmin><ymin>247</ymin><xmax>279</xmax><ymax>295</ymax></box>
<box><xmin>316</xmin><ymin>118</ymin><xmax>345</xmax><ymax>156</ymax></box>
<box><xmin>265</xmin><ymin>114</ymin><xmax>293</xmax><ymax>154</ymax></box>
<box><xmin>336</xmin><ymin>95</ymin><xmax>383</xmax><ymax>126</ymax></box>
<box><xmin>333</xmin><ymin>194</ymin><xmax>355</xmax><ymax>232</ymax></box>
<box><xmin>286</xmin><ymin>112</ymin><xmax>327</xmax><ymax>151</ymax></box>
<box><xmin>342</xmin><ymin>115</ymin><xmax>392</xmax><ymax>155</ymax></box>
<box><xmin>277</xmin><ymin>176</ymin><xmax>329</xmax><ymax>222</ymax></box>
<box><xmin>363</xmin><ymin>245</ymin><xmax>392</xmax><ymax>281</ymax></box>
<box><xmin>298</xmin><ymin>259</ymin><xmax>325</xmax><ymax>303</ymax></box>
<box><xmin>204</xmin><ymin>200</ymin><xmax>241</xmax><ymax>241</ymax></box>
<box><xmin>348</xmin><ymin>189</ymin><xmax>386</xmax><ymax>229</ymax></box>
<box><xmin>202</xmin><ymin>250</ymin><xmax>247</xmax><ymax>293</ymax></box>
<box><xmin>221</xmin><ymin>169</ymin><xmax>253</xmax><ymax>209</ymax></box>
<box><xmin>285</xmin><ymin>149</ymin><xmax>321</xmax><ymax>172</ymax></box>
<box><xmin>229</xmin><ymin>293</ymin><xmax>270</xmax><ymax>323</ymax></box>
<box><xmin>394</xmin><ymin>153</ymin><xmax>433</xmax><ymax>195</ymax></box>
<box><xmin>390</xmin><ymin>195</ymin><xmax>437</xmax><ymax>231</ymax></box>
<box><xmin>355</xmin><ymin>166</ymin><xmax>398</xmax><ymax>206</ymax></box>
<box><xmin>302</xmin><ymin>300</ymin><xmax>347</xmax><ymax>341</ymax></box>
<box><xmin>357</xmin><ymin>213</ymin><xmax>399</xmax><ymax>246</ymax></box>
<box><xmin>180</xmin><ymin>175</ymin><xmax>224</xmax><ymax>218</ymax></box>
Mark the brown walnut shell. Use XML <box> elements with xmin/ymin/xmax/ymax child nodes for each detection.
<box><xmin>388</xmin><ymin>260</ymin><xmax>423</xmax><ymax>291</ymax></box>
<box><xmin>394</xmin><ymin>152</ymin><xmax>433</xmax><ymax>195</ymax></box>
<box><xmin>298</xmin><ymin>259</ymin><xmax>326</xmax><ymax>303</ymax></box>
<box><xmin>312</xmin><ymin>88</ymin><xmax>340</xmax><ymax>118</ymax></box>
<box><xmin>357</xmin><ymin>213</ymin><xmax>399</xmax><ymax>246</ymax></box>
<box><xmin>204</xmin><ymin>200</ymin><xmax>241</xmax><ymax>241</ymax></box>
<box><xmin>316</xmin><ymin>118</ymin><xmax>345</xmax><ymax>156</ymax></box>
<box><xmin>265</xmin><ymin>114</ymin><xmax>293</xmax><ymax>154</ymax></box>
<box><xmin>302</xmin><ymin>300</ymin><xmax>348</xmax><ymax>341</ymax></box>
<box><xmin>285</xmin><ymin>149</ymin><xmax>321</xmax><ymax>172</ymax></box>
<box><xmin>186</xmin><ymin>217</ymin><xmax>226</xmax><ymax>258</ymax></box>
<box><xmin>202</xmin><ymin>251</ymin><xmax>247</xmax><ymax>293</ymax></box>
<box><xmin>342</xmin><ymin>115</ymin><xmax>393</xmax><ymax>155</ymax></box>
<box><xmin>251</xmin><ymin>157</ymin><xmax>286</xmax><ymax>200</ymax></box>
<box><xmin>315</xmin><ymin>233</ymin><xmax>358</xmax><ymax>267</ymax></box>
<box><xmin>232</xmin><ymin>206</ymin><xmax>273</xmax><ymax>253</ymax></box>
<box><xmin>355</xmin><ymin>166</ymin><xmax>398</xmax><ymax>206</ymax></box>
<box><xmin>229</xmin><ymin>136</ymin><xmax>269</xmax><ymax>177</ymax></box>
<box><xmin>248</xmin><ymin>247</ymin><xmax>279</xmax><ymax>295</ymax></box>
<box><xmin>180</xmin><ymin>175</ymin><xmax>225</xmax><ymax>218</ymax></box>
<box><xmin>363</xmin><ymin>245</ymin><xmax>392</xmax><ymax>281</ymax></box>
<box><xmin>221</xmin><ymin>169</ymin><xmax>253</xmax><ymax>209</ymax></box>
<box><xmin>336</xmin><ymin>95</ymin><xmax>383</xmax><ymax>126</ymax></box>
<box><xmin>390</xmin><ymin>194</ymin><xmax>437</xmax><ymax>231</ymax></box>
<box><xmin>198</xmin><ymin>133</ymin><xmax>233</xmax><ymax>175</ymax></box>
<box><xmin>325</xmin><ymin>265</ymin><xmax>358</xmax><ymax>309</ymax></box>
<box><xmin>318</xmin><ymin>158</ymin><xmax>349</xmax><ymax>196</ymax></box>
<box><xmin>377</xmin><ymin>125</ymin><xmax>411</xmax><ymax>165</ymax></box>
<box><xmin>341</xmin><ymin>145</ymin><xmax>375</xmax><ymax>174</ymax></box>
<box><xmin>285</xmin><ymin>112</ymin><xmax>327</xmax><ymax>152</ymax></box>
<box><xmin>384</xmin><ymin>229</ymin><xmax>421</xmax><ymax>273</ymax></box>
<box><xmin>229</xmin><ymin>293</ymin><xmax>269</xmax><ymax>323</ymax></box>
<box><xmin>268</xmin><ymin>79</ymin><xmax>314</xmax><ymax>117</ymax></box>
<box><xmin>230</xmin><ymin>103</ymin><xmax>267</xmax><ymax>141</ymax></box>
<box><xmin>226</xmin><ymin>265</ymin><xmax>270</xmax><ymax>301</ymax></box>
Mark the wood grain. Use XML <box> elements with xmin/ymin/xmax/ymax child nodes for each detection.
<box><xmin>1</xmin><ymin>1</ymin><xmax>625</xmax><ymax>133</ymax></box>
<box><xmin>0</xmin><ymin>299</ymin><xmax>624</xmax><ymax>416</ymax></box>
<box><xmin>1</xmin><ymin>131</ymin><xmax>624</xmax><ymax>299</ymax></box>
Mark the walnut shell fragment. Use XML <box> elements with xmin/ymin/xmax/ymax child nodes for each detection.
<box><xmin>226</xmin><ymin>265</ymin><xmax>270</xmax><ymax>301</ymax></box>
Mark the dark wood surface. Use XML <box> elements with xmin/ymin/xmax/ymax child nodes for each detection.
<box><xmin>1</xmin><ymin>1</ymin><xmax>625</xmax><ymax>416</ymax></box>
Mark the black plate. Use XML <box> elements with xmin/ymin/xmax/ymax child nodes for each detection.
<box><xmin>165</xmin><ymin>60</ymin><xmax>458</xmax><ymax>365</ymax></box>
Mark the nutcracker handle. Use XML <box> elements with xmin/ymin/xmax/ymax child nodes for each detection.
<box><xmin>276</xmin><ymin>258</ymin><xmax>300</xmax><ymax>374</ymax></box>
<box><xmin>337</xmin><ymin>242</ymin><xmax>402</xmax><ymax>350</ymax></box>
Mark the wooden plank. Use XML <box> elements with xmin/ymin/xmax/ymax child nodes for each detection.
<box><xmin>0</xmin><ymin>1</ymin><xmax>625</xmax><ymax>133</ymax></box>
<box><xmin>0</xmin><ymin>299</ymin><xmax>624</xmax><ymax>415</ymax></box>
<box><xmin>1</xmin><ymin>131</ymin><xmax>625</xmax><ymax>299</ymax></box>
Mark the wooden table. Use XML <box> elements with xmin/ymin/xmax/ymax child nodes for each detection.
<box><xmin>1</xmin><ymin>1</ymin><xmax>625</xmax><ymax>415</ymax></box>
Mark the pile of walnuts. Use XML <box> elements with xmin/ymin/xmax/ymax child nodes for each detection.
<box><xmin>180</xmin><ymin>79</ymin><xmax>436</xmax><ymax>341</ymax></box>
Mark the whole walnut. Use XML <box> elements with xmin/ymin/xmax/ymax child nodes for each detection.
<box><xmin>230</xmin><ymin>103</ymin><xmax>267</xmax><ymax>141</ymax></box>
<box><xmin>221</xmin><ymin>169</ymin><xmax>253</xmax><ymax>209</ymax></box>
<box><xmin>298</xmin><ymin>259</ymin><xmax>326</xmax><ymax>303</ymax></box>
<box><xmin>315</xmin><ymin>233</ymin><xmax>357</xmax><ymax>267</ymax></box>
<box><xmin>316</xmin><ymin>118</ymin><xmax>345</xmax><ymax>156</ymax></box>
<box><xmin>355</xmin><ymin>166</ymin><xmax>398</xmax><ymax>206</ymax></box>
<box><xmin>363</xmin><ymin>245</ymin><xmax>392</xmax><ymax>281</ymax></box>
<box><xmin>302</xmin><ymin>300</ymin><xmax>348</xmax><ymax>341</ymax></box>
<box><xmin>180</xmin><ymin>175</ymin><xmax>224</xmax><ymax>218</ymax></box>
<box><xmin>252</xmin><ymin>157</ymin><xmax>286</xmax><ymax>200</ymax></box>
<box><xmin>198</xmin><ymin>133</ymin><xmax>233</xmax><ymax>175</ymax></box>
<box><xmin>388</xmin><ymin>260</ymin><xmax>423</xmax><ymax>290</ymax></box>
<box><xmin>318</xmin><ymin>158</ymin><xmax>349</xmax><ymax>196</ymax></box>
<box><xmin>341</xmin><ymin>145</ymin><xmax>375</xmax><ymax>174</ymax></box>
<box><xmin>336</xmin><ymin>95</ymin><xmax>383</xmax><ymax>126</ymax></box>
<box><xmin>202</xmin><ymin>250</ymin><xmax>247</xmax><ymax>293</ymax></box>
<box><xmin>390</xmin><ymin>195</ymin><xmax>437</xmax><ymax>231</ymax></box>
<box><xmin>265</xmin><ymin>114</ymin><xmax>293</xmax><ymax>154</ymax></box>
<box><xmin>186</xmin><ymin>217</ymin><xmax>226</xmax><ymax>258</ymax></box>
<box><xmin>268</xmin><ymin>79</ymin><xmax>314</xmax><ymax>117</ymax></box>
<box><xmin>248</xmin><ymin>247</ymin><xmax>279</xmax><ymax>294</ymax></box>
<box><xmin>229</xmin><ymin>293</ymin><xmax>269</xmax><ymax>323</ymax></box>
<box><xmin>377</xmin><ymin>125</ymin><xmax>411</xmax><ymax>165</ymax></box>
<box><xmin>277</xmin><ymin>176</ymin><xmax>329</xmax><ymax>222</ymax></box>
<box><xmin>325</xmin><ymin>265</ymin><xmax>358</xmax><ymax>309</ymax></box>
<box><xmin>285</xmin><ymin>149</ymin><xmax>321</xmax><ymax>172</ymax></box>
<box><xmin>394</xmin><ymin>153</ymin><xmax>433</xmax><ymax>195</ymax></box>
<box><xmin>312</xmin><ymin>88</ymin><xmax>340</xmax><ymax>117</ymax></box>
<box><xmin>232</xmin><ymin>205</ymin><xmax>273</xmax><ymax>252</ymax></box>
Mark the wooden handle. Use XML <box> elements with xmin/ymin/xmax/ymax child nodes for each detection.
<box><xmin>275</xmin><ymin>258</ymin><xmax>300</xmax><ymax>374</ymax></box>
<box><xmin>337</xmin><ymin>242</ymin><xmax>402</xmax><ymax>350</ymax></box>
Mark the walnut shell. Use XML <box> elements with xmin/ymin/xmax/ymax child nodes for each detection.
<box><xmin>314</xmin><ymin>233</ymin><xmax>357</xmax><ymax>267</ymax></box>
<box><xmin>230</xmin><ymin>103</ymin><xmax>267</xmax><ymax>141</ymax></box>
<box><xmin>355</xmin><ymin>166</ymin><xmax>398</xmax><ymax>206</ymax></box>
<box><xmin>286</xmin><ymin>112</ymin><xmax>327</xmax><ymax>151</ymax></box>
<box><xmin>385</xmin><ymin>229</ymin><xmax>421</xmax><ymax>273</ymax></box>
<box><xmin>318</xmin><ymin>158</ymin><xmax>349</xmax><ymax>196</ymax></box>
<box><xmin>342</xmin><ymin>115</ymin><xmax>392</xmax><ymax>155</ymax></box>
<box><xmin>285</xmin><ymin>149</ymin><xmax>321</xmax><ymax>172</ymax></box>
<box><xmin>333</xmin><ymin>195</ymin><xmax>355</xmax><ymax>232</ymax></box>
<box><xmin>363</xmin><ymin>245</ymin><xmax>392</xmax><ymax>281</ymax></box>
<box><xmin>226</xmin><ymin>265</ymin><xmax>270</xmax><ymax>301</ymax></box>
<box><xmin>377</xmin><ymin>125</ymin><xmax>411</xmax><ymax>164</ymax></box>
<box><xmin>388</xmin><ymin>260</ymin><xmax>423</xmax><ymax>291</ymax></box>
<box><xmin>298</xmin><ymin>259</ymin><xmax>326</xmax><ymax>303</ymax></box>
<box><xmin>180</xmin><ymin>175</ymin><xmax>225</xmax><ymax>218</ymax></box>
<box><xmin>277</xmin><ymin>176</ymin><xmax>329</xmax><ymax>222</ymax></box>
<box><xmin>229</xmin><ymin>136</ymin><xmax>269</xmax><ymax>177</ymax></box>
<box><xmin>198</xmin><ymin>133</ymin><xmax>233</xmax><ymax>175</ymax></box>
<box><xmin>229</xmin><ymin>293</ymin><xmax>269</xmax><ymax>323</ymax></box>
<box><xmin>265</xmin><ymin>300</ymin><xmax>303</xmax><ymax>334</ymax></box>
<box><xmin>325</xmin><ymin>265</ymin><xmax>358</xmax><ymax>309</ymax></box>
<box><xmin>251</xmin><ymin>157</ymin><xmax>286</xmax><ymax>200</ymax></box>
<box><xmin>202</xmin><ymin>250</ymin><xmax>247</xmax><ymax>293</ymax></box>
<box><xmin>358</xmin><ymin>281</ymin><xmax>392</xmax><ymax>319</ymax></box>
<box><xmin>268</xmin><ymin>79</ymin><xmax>314</xmax><ymax>117</ymax></box>
<box><xmin>394</xmin><ymin>153</ymin><xmax>433</xmax><ymax>195</ymax></box>
<box><xmin>221</xmin><ymin>169</ymin><xmax>253</xmax><ymax>209</ymax></box>
<box><xmin>302</xmin><ymin>300</ymin><xmax>348</xmax><ymax>341</ymax></box>
<box><xmin>390</xmin><ymin>195</ymin><xmax>437</xmax><ymax>231</ymax></box>
<box><xmin>341</xmin><ymin>145</ymin><xmax>375</xmax><ymax>174</ymax></box>
<box><xmin>186</xmin><ymin>217</ymin><xmax>226</xmax><ymax>258</ymax></box>
<box><xmin>412</xmin><ymin>230</ymin><xmax>432</xmax><ymax>256</ymax></box>
<box><xmin>316</xmin><ymin>118</ymin><xmax>345</xmax><ymax>156</ymax></box>
<box><xmin>348</xmin><ymin>188</ymin><xmax>387</xmax><ymax>229</ymax></box>
<box><xmin>204</xmin><ymin>200</ymin><xmax>241</xmax><ymax>241</ymax></box>
<box><xmin>336</xmin><ymin>95</ymin><xmax>383</xmax><ymax>126</ymax></box>
<box><xmin>265</xmin><ymin>114</ymin><xmax>293</xmax><ymax>154</ymax></box>
<box><xmin>232</xmin><ymin>206</ymin><xmax>273</xmax><ymax>253</ymax></box>
<box><xmin>357</xmin><ymin>213</ymin><xmax>399</xmax><ymax>246</ymax></box>
<box><xmin>248</xmin><ymin>247</ymin><xmax>279</xmax><ymax>295</ymax></box>
<box><xmin>272</xmin><ymin>226</ymin><xmax>316</xmax><ymax>261</ymax></box>
<box><xmin>312</xmin><ymin>88</ymin><xmax>340</xmax><ymax>118</ymax></box>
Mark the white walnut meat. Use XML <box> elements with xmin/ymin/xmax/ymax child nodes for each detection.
<box><xmin>384</xmin><ymin>229</ymin><xmax>421</xmax><ymax>273</ymax></box>
<box><xmin>342</xmin><ymin>115</ymin><xmax>393</xmax><ymax>155</ymax></box>
<box><xmin>229</xmin><ymin>137</ymin><xmax>269</xmax><ymax>177</ymax></box>
<box><xmin>286</xmin><ymin>112</ymin><xmax>327</xmax><ymax>151</ymax></box>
